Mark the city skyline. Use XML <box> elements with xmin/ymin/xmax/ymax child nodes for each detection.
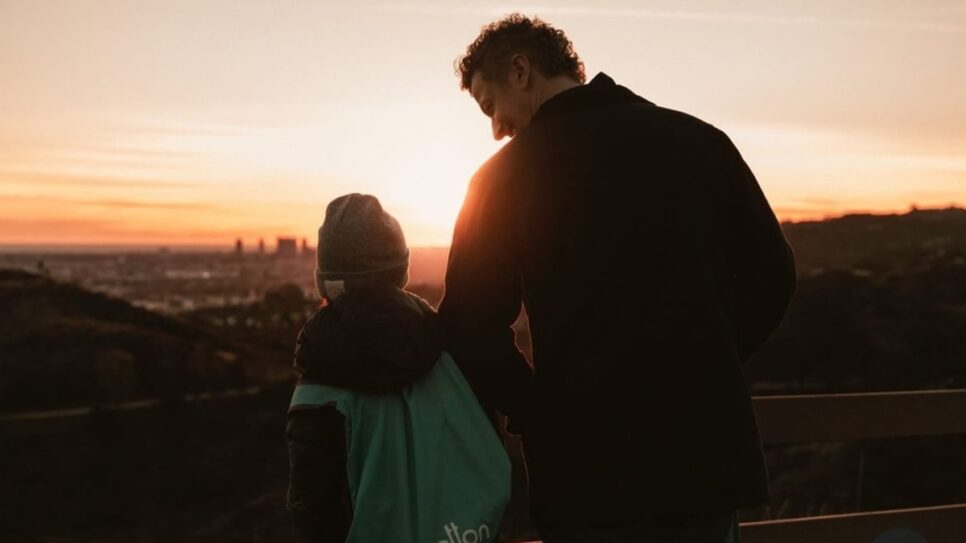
<box><xmin>2</xmin><ymin>0</ymin><xmax>965</xmax><ymax>247</ymax></box>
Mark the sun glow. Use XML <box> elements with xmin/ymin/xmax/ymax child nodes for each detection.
<box><xmin>0</xmin><ymin>1</ymin><xmax>963</xmax><ymax>248</ymax></box>
<box><xmin>372</xmin><ymin>138</ymin><xmax>484</xmax><ymax>247</ymax></box>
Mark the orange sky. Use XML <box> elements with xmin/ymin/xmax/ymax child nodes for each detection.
<box><xmin>1</xmin><ymin>1</ymin><xmax>964</xmax><ymax>248</ymax></box>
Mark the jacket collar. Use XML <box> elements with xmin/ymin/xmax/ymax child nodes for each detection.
<box><xmin>531</xmin><ymin>72</ymin><xmax>653</xmax><ymax>125</ymax></box>
<box><xmin>294</xmin><ymin>287</ymin><xmax>441</xmax><ymax>393</ymax></box>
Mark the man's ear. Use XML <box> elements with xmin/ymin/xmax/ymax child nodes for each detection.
<box><xmin>509</xmin><ymin>54</ymin><xmax>531</xmax><ymax>89</ymax></box>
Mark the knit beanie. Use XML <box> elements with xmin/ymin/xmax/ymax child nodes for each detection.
<box><xmin>315</xmin><ymin>193</ymin><xmax>410</xmax><ymax>300</ymax></box>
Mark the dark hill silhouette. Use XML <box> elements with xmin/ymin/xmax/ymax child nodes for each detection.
<box><xmin>781</xmin><ymin>207</ymin><xmax>966</xmax><ymax>273</ymax></box>
<box><xmin>746</xmin><ymin>256</ymin><xmax>966</xmax><ymax>393</ymax></box>
<box><xmin>744</xmin><ymin>207</ymin><xmax>966</xmax><ymax>395</ymax></box>
<box><xmin>0</xmin><ymin>269</ymin><xmax>249</xmax><ymax>411</ymax></box>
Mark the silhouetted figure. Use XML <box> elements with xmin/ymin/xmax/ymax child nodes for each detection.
<box><xmin>439</xmin><ymin>14</ymin><xmax>797</xmax><ymax>543</ymax></box>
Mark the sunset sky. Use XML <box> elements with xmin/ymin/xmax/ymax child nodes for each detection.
<box><xmin>1</xmin><ymin>0</ymin><xmax>964</xmax><ymax>248</ymax></box>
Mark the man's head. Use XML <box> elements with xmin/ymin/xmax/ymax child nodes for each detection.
<box><xmin>457</xmin><ymin>14</ymin><xmax>585</xmax><ymax>140</ymax></box>
<box><xmin>315</xmin><ymin>193</ymin><xmax>410</xmax><ymax>301</ymax></box>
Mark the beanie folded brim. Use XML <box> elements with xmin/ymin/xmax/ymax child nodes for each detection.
<box><xmin>315</xmin><ymin>254</ymin><xmax>410</xmax><ymax>300</ymax></box>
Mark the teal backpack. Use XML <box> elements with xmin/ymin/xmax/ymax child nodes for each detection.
<box><xmin>290</xmin><ymin>351</ymin><xmax>511</xmax><ymax>543</ymax></box>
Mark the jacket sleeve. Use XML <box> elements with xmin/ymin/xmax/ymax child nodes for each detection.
<box><xmin>718</xmin><ymin>132</ymin><xmax>798</xmax><ymax>362</ymax></box>
<box><xmin>286</xmin><ymin>405</ymin><xmax>351</xmax><ymax>543</ymax></box>
<box><xmin>438</xmin><ymin>168</ymin><xmax>534</xmax><ymax>430</ymax></box>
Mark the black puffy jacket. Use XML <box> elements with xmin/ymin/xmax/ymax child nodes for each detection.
<box><xmin>286</xmin><ymin>286</ymin><xmax>440</xmax><ymax>542</ymax></box>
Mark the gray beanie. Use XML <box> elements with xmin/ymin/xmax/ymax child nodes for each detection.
<box><xmin>315</xmin><ymin>193</ymin><xmax>410</xmax><ymax>300</ymax></box>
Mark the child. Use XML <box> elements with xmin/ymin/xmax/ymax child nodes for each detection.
<box><xmin>286</xmin><ymin>193</ymin><xmax>510</xmax><ymax>543</ymax></box>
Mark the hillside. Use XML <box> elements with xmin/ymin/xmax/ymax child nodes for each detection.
<box><xmin>0</xmin><ymin>269</ymin><xmax>251</xmax><ymax>411</ymax></box>
<box><xmin>746</xmin><ymin>257</ymin><xmax>966</xmax><ymax>393</ymax></box>
<box><xmin>745</xmin><ymin>208</ymin><xmax>966</xmax><ymax>394</ymax></box>
<box><xmin>781</xmin><ymin>207</ymin><xmax>966</xmax><ymax>273</ymax></box>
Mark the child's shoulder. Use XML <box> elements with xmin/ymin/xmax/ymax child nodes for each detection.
<box><xmin>296</xmin><ymin>306</ymin><xmax>331</xmax><ymax>342</ymax></box>
<box><xmin>293</xmin><ymin>306</ymin><xmax>337</xmax><ymax>377</ymax></box>
<box><xmin>403</xmin><ymin>291</ymin><xmax>438</xmax><ymax>317</ymax></box>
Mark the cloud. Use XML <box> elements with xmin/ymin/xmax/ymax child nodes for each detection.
<box><xmin>0</xmin><ymin>138</ymin><xmax>199</xmax><ymax>160</ymax></box>
<box><xmin>0</xmin><ymin>194</ymin><xmax>217</xmax><ymax>212</ymax></box>
<box><xmin>85</xmin><ymin>200</ymin><xmax>217</xmax><ymax>211</ymax></box>
<box><xmin>0</xmin><ymin>213</ymin><xmax>292</xmax><ymax>246</ymax></box>
<box><xmin>796</xmin><ymin>197</ymin><xmax>840</xmax><ymax>208</ymax></box>
<box><xmin>105</xmin><ymin>118</ymin><xmax>244</xmax><ymax>138</ymax></box>
<box><xmin>0</xmin><ymin>216</ymin><xmax>126</xmax><ymax>239</ymax></box>
<box><xmin>0</xmin><ymin>171</ymin><xmax>199</xmax><ymax>189</ymax></box>
<box><xmin>375</xmin><ymin>3</ymin><xmax>966</xmax><ymax>34</ymax></box>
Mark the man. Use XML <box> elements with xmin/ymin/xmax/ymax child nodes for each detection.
<box><xmin>438</xmin><ymin>13</ymin><xmax>797</xmax><ymax>543</ymax></box>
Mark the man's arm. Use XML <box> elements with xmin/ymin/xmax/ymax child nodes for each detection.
<box><xmin>438</xmin><ymin>169</ymin><xmax>534</xmax><ymax>428</ymax></box>
<box><xmin>718</xmin><ymin>132</ymin><xmax>798</xmax><ymax>362</ymax></box>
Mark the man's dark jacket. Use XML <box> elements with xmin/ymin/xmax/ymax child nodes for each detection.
<box><xmin>438</xmin><ymin>73</ymin><xmax>797</xmax><ymax>533</ymax></box>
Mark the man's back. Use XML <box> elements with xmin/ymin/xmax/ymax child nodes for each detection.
<box><xmin>440</xmin><ymin>73</ymin><xmax>796</xmax><ymax>532</ymax></box>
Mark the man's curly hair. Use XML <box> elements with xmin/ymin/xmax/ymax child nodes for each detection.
<box><xmin>456</xmin><ymin>14</ymin><xmax>586</xmax><ymax>91</ymax></box>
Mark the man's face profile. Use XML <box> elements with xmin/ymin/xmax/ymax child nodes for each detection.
<box><xmin>469</xmin><ymin>56</ymin><xmax>534</xmax><ymax>141</ymax></box>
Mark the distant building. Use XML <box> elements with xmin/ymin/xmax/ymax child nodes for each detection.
<box><xmin>234</xmin><ymin>239</ymin><xmax>244</xmax><ymax>255</ymax></box>
<box><xmin>277</xmin><ymin>237</ymin><xmax>298</xmax><ymax>258</ymax></box>
<box><xmin>301</xmin><ymin>237</ymin><xmax>310</xmax><ymax>256</ymax></box>
<box><xmin>258</xmin><ymin>238</ymin><xmax>266</xmax><ymax>255</ymax></box>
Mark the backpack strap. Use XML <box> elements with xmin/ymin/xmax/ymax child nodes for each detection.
<box><xmin>289</xmin><ymin>381</ymin><xmax>353</xmax><ymax>415</ymax></box>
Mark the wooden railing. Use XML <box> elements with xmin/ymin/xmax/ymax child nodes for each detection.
<box><xmin>6</xmin><ymin>386</ymin><xmax>965</xmax><ymax>541</ymax></box>
<box><xmin>741</xmin><ymin>503</ymin><xmax>966</xmax><ymax>543</ymax></box>
<box><xmin>752</xmin><ymin>388</ymin><xmax>966</xmax><ymax>445</ymax></box>
<box><xmin>740</xmin><ymin>389</ymin><xmax>966</xmax><ymax>543</ymax></box>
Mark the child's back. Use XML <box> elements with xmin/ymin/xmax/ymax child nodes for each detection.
<box><xmin>286</xmin><ymin>194</ymin><xmax>509</xmax><ymax>543</ymax></box>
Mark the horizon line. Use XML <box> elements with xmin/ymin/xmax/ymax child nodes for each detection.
<box><xmin>1</xmin><ymin>206</ymin><xmax>961</xmax><ymax>255</ymax></box>
<box><xmin>0</xmin><ymin>243</ymin><xmax>452</xmax><ymax>255</ymax></box>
